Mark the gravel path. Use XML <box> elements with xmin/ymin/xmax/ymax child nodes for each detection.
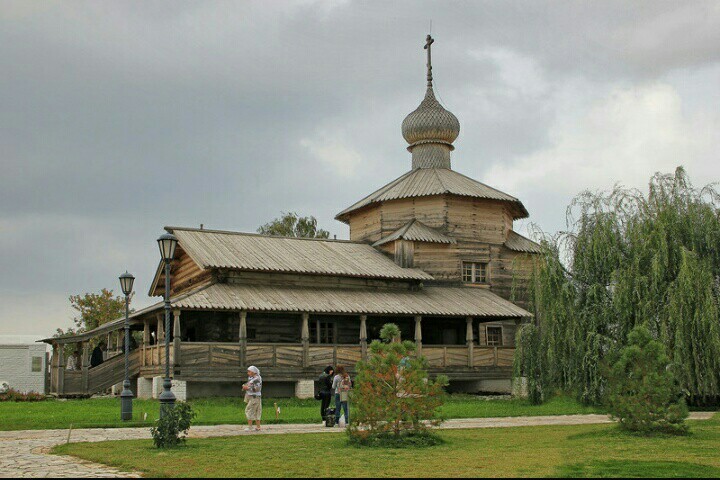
<box><xmin>0</xmin><ymin>412</ymin><xmax>714</xmax><ymax>478</ymax></box>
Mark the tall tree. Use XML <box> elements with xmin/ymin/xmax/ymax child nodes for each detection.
<box><xmin>55</xmin><ymin>289</ymin><xmax>128</xmax><ymax>340</ymax></box>
<box><xmin>257</xmin><ymin>212</ymin><xmax>330</xmax><ymax>238</ymax></box>
<box><xmin>516</xmin><ymin>167</ymin><xmax>720</xmax><ymax>405</ymax></box>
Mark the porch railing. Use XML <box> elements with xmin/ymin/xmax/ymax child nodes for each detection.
<box><xmin>147</xmin><ymin>342</ymin><xmax>515</xmax><ymax>370</ymax></box>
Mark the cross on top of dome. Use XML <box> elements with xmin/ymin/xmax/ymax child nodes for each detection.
<box><xmin>401</xmin><ymin>35</ymin><xmax>460</xmax><ymax>169</ymax></box>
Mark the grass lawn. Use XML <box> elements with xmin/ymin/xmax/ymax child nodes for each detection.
<box><xmin>0</xmin><ymin>395</ymin><xmax>602</xmax><ymax>431</ymax></box>
<box><xmin>53</xmin><ymin>415</ymin><xmax>720</xmax><ymax>478</ymax></box>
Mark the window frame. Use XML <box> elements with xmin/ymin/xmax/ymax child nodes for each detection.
<box><xmin>485</xmin><ymin>325</ymin><xmax>503</xmax><ymax>347</ymax></box>
<box><xmin>462</xmin><ymin>261</ymin><xmax>490</xmax><ymax>284</ymax></box>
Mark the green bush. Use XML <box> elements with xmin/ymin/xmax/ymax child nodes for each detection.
<box><xmin>150</xmin><ymin>402</ymin><xmax>196</xmax><ymax>448</ymax></box>
<box><xmin>348</xmin><ymin>323</ymin><xmax>448</xmax><ymax>448</ymax></box>
<box><xmin>607</xmin><ymin>325</ymin><xmax>688</xmax><ymax>435</ymax></box>
<box><xmin>348</xmin><ymin>429</ymin><xmax>444</xmax><ymax>448</ymax></box>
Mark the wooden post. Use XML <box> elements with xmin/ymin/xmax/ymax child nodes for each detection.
<box><xmin>301</xmin><ymin>313</ymin><xmax>310</xmax><ymax>368</ymax></box>
<box><xmin>466</xmin><ymin>317</ymin><xmax>474</xmax><ymax>368</ymax></box>
<box><xmin>81</xmin><ymin>342</ymin><xmax>90</xmax><ymax>394</ymax></box>
<box><xmin>142</xmin><ymin>320</ymin><xmax>150</xmax><ymax>367</ymax></box>
<box><xmin>239</xmin><ymin>311</ymin><xmax>247</xmax><ymax>368</ymax></box>
<box><xmin>156</xmin><ymin>313</ymin><xmax>163</xmax><ymax>366</ymax></box>
<box><xmin>414</xmin><ymin>315</ymin><xmax>422</xmax><ymax>357</ymax></box>
<box><xmin>115</xmin><ymin>331</ymin><xmax>122</xmax><ymax>353</ymax></box>
<box><xmin>50</xmin><ymin>344</ymin><xmax>59</xmax><ymax>393</ymax></box>
<box><xmin>106</xmin><ymin>333</ymin><xmax>112</xmax><ymax>357</ymax></box>
<box><xmin>359</xmin><ymin>315</ymin><xmax>368</xmax><ymax>360</ymax></box>
<box><xmin>57</xmin><ymin>344</ymin><xmax>65</xmax><ymax>395</ymax></box>
<box><xmin>173</xmin><ymin>309</ymin><xmax>181</xmax><ymax>367</ymax></box>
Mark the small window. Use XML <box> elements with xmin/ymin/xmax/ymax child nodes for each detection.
<box><xmin>462</xmin><ymin>262</ymin><xmax>489</xmax><ymax>284</ymax></box>
<box><xmin>486</xmin><ymin>326</ymin><xmax>503</xmax><ymax>346</ymax></box>
<box><xmin>310</xmin><ymin>321</ymin><xmax>336</xmax><ymax>344</ymax></box>
<box><xmin>31</xmin><ymin>356</ymin><xmax>43</xmax><ymax>372</ymax></box>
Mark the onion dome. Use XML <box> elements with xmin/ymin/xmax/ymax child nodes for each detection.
<box><xmin>401</xmin><ymin>35</ymin><xmax>460</xmax><ymax>169</ymax></box>
<box><xmin>401</xmin><ymin>87</ymin><xmax>460</xmax><ymax>148</ymax></box>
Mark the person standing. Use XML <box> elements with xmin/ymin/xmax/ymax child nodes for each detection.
<box><xmin>66</xmin><ymin>349</ymin><xmax>80</xmax><ymax>371</ymax></box>
<box><xmin>242</xmin><ymin>366</ymin><xmax>263</xmax><ymax>431</ymax></box>
<box><xmin>332</xmin><ymin>365</ymin><xmax>351</xmax><ymax>426</ymax></box>
<box><xmin>318</xmin><ymin>366</ymin><xmax>334</xmax><ymax>422</ymax></box>
<box><xmin>90</xmin><ymin>342</ymin><xmax>105</xmax><ymax>368</ymax></box>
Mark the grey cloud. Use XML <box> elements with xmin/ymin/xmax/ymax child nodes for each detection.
<box><xmin>1</xmin><ymin>0</ymin><xmax>718</xmax><ymax>336</ymax></box>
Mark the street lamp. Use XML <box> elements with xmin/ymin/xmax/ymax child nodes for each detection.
<box><xmin>157</xmin><ymin>233</ymin><xmax>178</xmax><ymax>416</ymax></box>
<box><xmin>119</xmin><ymin>271</ymin><xmax>135</xmax><ymax>421</ymax></box>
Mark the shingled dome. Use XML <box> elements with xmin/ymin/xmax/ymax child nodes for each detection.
<box><xmin>401</xmin><ymin>87</ymin><xmax>460</xmax><ymax>148</ymax></box>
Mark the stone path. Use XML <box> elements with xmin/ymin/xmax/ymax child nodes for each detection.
<box><xmin>0</xmin><ymin>412</ymin><xmax>714</xmax><ymax>478</ymax></box>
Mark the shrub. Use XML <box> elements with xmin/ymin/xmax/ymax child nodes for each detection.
<box><xmin>348</xmin><ymin>323</ymin><xmax>448</xmax><ymax>447</ymax></box>
<box><xmin>0</xmin><ymin>387</ymin><xmax>46</xmax><ymax>402</ymax></box>
<box><xmin>150</xmin><ymin>402</ymin><xmax>196</xmax><ymax>448</ymax></box>
<box><xmin>607</xmin><ymin>325</ymin><xmax>688</xmax><ymax>435</ymax></box>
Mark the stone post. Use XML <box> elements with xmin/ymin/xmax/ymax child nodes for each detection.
<box><xmin>359</xmin><ymin>315</ymin><xmax>368</xmax><ymax>360</ymax></box>
<box><xmin>301</xmin><ymin>313</ymin><xmax>310</xmax><ymax>368</ymax></box>
<box><xmin>466</xmin><ymin>316</ymin><xmax>474</xmax><ymax>368</ymax></box>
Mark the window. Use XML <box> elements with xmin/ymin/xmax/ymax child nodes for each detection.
<box><xmin>310</xmin><ymin>321</ymin><xmax>336</xmax><ymax>344</ymax></box>
<box><xmin>486</xmin><ymin>326</ymin><xmax>503</xmax><ymax>346</ymax></box>
<box><xmin>462</xmin><ymin>262</ymin><xmax>489</xmax><ymax>284</ymax></box>
<box><xmin>31</xmin><ymin>356</ymin><xmax>43</xmax><ymax>373</ymax></box>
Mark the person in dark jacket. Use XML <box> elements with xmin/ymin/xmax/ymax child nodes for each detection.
<box><xmin>90</xmin><ymin>342</ymin><xmax>105</xmax><ymax>368</ymax></box>
<box><xmin>318</xmin><ymin>366</ymin><xmax>334</xmax><ymax>421</ymax></box>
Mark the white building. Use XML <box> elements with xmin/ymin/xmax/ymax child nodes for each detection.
<box><xmin>0</xmin><ymin>343</ymin><xmax>47</xmax><ymax>394</ymax></box>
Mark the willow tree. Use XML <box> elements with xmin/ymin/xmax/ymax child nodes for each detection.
<box><xmin>515</xmin><ymin>167</ymin><xmax>720</xmax><ymax>405</ymax></box>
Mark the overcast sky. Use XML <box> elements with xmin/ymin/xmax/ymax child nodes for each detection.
<box><xmin>1</xmin><ymin>0</ymin><xmax>719</xmax><ymax>339</ymax></box>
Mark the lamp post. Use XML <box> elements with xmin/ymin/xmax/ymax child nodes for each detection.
<box><xmin>118</xmin><ymin>271</ymin><xmax>135</xmax><ymax>421</ymax></box>
<box><xmin>157</xmin><ymin>233</ymin><xmax>178</xmax><ymax>416</ymax></box>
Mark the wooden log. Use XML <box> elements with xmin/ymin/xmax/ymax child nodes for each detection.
<box><xmin>359</xmin><ymin>315</ymin><xmax>367</xmax><ymax>360</ymax></box>
<box><xmin>466</xmin><ymin>317</ymin><xmax>474</xmax><ymax>368</ymax></box>
<box><xmin>239</xmin><ymin>311</ymin><xmax>247</xmax><ymax>368</ymax></box>
<box><xmin>301</xmin><ymin>313</ymin><xmax>310</xmax><ymax>368</ymax></box>
<box><xmin>173</xmin><ymin>310</ymin><xmax>181</xmax><ymax>367</ymax></box>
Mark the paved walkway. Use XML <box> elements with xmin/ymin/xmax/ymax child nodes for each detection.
<box><xmin>0</xmin><ymin>412</ymin><xmax>714</xmax><ymax>478</ymax></box>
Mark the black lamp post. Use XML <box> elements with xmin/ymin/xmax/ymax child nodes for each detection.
<box><xmin>119</xmin><ymin>271</ymin><xmax>135</xmax><ymax>421</ymax></box>
<box><xmin>157</xmin><ymin>233</ymin><xmax>178</xmax><ymax>416</ymax></box>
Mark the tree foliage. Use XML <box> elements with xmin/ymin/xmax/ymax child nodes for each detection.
<box><xmin>55</xmin><ymin>289</ymin><xmax>129</xmax><ymax>343</ymax></box>
<box><xmin>257</xmin><ymin>212</ymin><xmax>330</xmax><ymax>238</ymax></box>
<box><xmin>607</xmin><ymin>325</ymin><xmax>688</xmax><ymax>434</ymax></box>
<box><xmin>348</xmin><ymin>324</ymin><xmax>448</xmax><ymax>447</ymax></box>
<box><xmin>516</xmin><ymin>167</ymin><xmax>720</xmax><ymax>405</ymax></box>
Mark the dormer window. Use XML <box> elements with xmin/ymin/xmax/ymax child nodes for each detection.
<box><xmin>462</xmin><ymin>262</ymin><xmax>488</xmax><ymax>284</ymax></box>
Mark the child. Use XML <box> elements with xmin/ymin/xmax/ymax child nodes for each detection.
<box><xmin>242</xmin><ymin>365</ymin><xmax>262</xmax><ymax>431</ymax></box>
<box><xmin>332</xmin><ymin>365</ymin><xmax>351</xmax><ymax>426</ymax></box>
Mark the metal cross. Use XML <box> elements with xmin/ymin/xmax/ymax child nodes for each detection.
<box><xmin>424</xmin><ymin>34</ymin><xmax>434</xmax><ymax>87</ymax></box>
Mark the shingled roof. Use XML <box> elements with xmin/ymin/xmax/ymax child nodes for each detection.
<box><xmin>171</xmin><ymin>282</ymin><xmax>531</xmax><ymax>318</ymax></box>
<box><xmin>504</xmin><ymin>230</ymin><xmax>543</xmax><ymax>254</ymax></box>
<box><xmin>335</xmin><ymin>168</ymin><xmax>529</xmax><ymax>222</ymax></box>
<box><xmin>167</xmin><ymin>227</ymin><xmax>433</xmax><ymax>281</ymax></box>
<box><xmin>373</xmin><ymin>219</ymin><xmax>456</xmax><ymax>247</ymax></box>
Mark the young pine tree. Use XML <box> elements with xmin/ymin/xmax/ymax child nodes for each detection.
<box><xmin>349</xmin><ymin>324</ymin><xmax>448</xmax><ymax>446</ymax></box>
<box><xmin>607</xmin><ymin>325</ymin><xmax>688</xmax><ymax>435</ymax></box>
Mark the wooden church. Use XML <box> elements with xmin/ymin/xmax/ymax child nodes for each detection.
<box><xmin>45</xmin><ymin>36</ymin><xmax>540</xmax><ymax>399</ymax></box>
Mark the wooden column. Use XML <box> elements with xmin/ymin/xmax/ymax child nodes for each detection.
<box><xmin>81</xmin><ymin>342</ymin><xmax>90</xmax><ymax>393</ymax></box>
<box><xmin>239</xmin><ymin>311</ymin><xmax>247</xmax><ymax>368</ymax></box>
<box><xmin>142</xmin><ymin>320</ymin><xmax>150</xmax><ymax>366</ymax></box>
<box><xmin>57</xmin><ymin>345</ymin><xmax>65</xmax><ymax>395</ymax></box>
<box><xmin>301</xmin><ymin>313</ymin><xmax>310</xmax><ymax>368</ymax></box>
<box><xmin>173</xmin><ymin>309</ymin><xmax>182</xmax><ymax>367</ymax></box>
<box><xmin>359</xmin><ymin>315</ymin><xmax>368</xmax><ymax>360</ymax></box>
<box><xmin>414</xmin><ymin>315</ymin><xmax>422</xmax><ymax>356</ymax></box>
<box><xmin>106</xmin><ymin>333</ymin><xmax>112</xmax><ymax>357</ymax></box>
<box><xmin>115</xmin><ymin>331</ymin><xmax>122</xmax><ymax>353</ymax></box>
<box><xmin>156</xmin><ymin>313</ymin><xmax>164</xmax><ymax>366</ymax></box>
<box><xmin>50</xmin><ymin>344</ymin><xmax>59</xmax><ymax>393</ymax></box>
<box><xmin>466</xmin><ymin>317</ymin><xmax>474</xmax><ymax>368</ymax></box>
